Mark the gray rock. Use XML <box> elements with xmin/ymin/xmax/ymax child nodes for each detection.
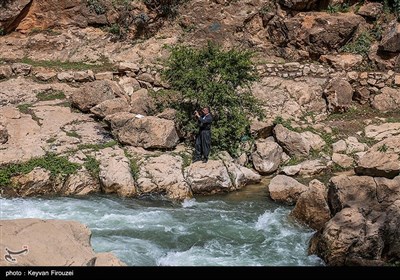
<box><xmin>11</xmin><ymin>63</ymin><xmax>31</xmax><ymax>76</ymax></box>
<box><xmin>115</xmin><ymin>116</ymin><xmax>179</xmax><ymax>149</ymax></box>
<box><xmin>252</xmin><ymin>139</ymin><xmax>283</xmax><ymax>174</ymax></box>
<box><xmin>324</xmin><ymin>78</ymin><xmax>353</xmax><ymax>113</ymax></box>
<box><xmin>71</xmin><ymin>80</ymin><xmax>122</xmax><ymax>112</ymax></box>
<box><xmin>268</xmin><ymin>175</ymin><xmax>308</xmax><ymax>205</ymax></box>
<box><xmin>90</xmin><ymin>98</ymin><xmax>130</xmax><ymax>119</ymax></box>
<box><xmin>291</xmin><ymin>179</ymin><xmax>330</xmax><ymax>230</ymax></box>
<box><xmin>95</xmin><ymin>72</ymin><xmax>114</xmax><ymax>80</ymax></box>
<box><xmin>274</xmin><ymin>124</ymin><xmax>310</xmax><ymax>157</ymax></box>
<box><xmin>137</xmin><ymin>154</ymin><xmax>192</xmax><ymax>201</ymax></box>
<box><xmin>379</xmin><ymin>20</ymin><xmax>400</xmax><ymax>53</ymax></box>
<box><xmin>0</xmin><ymin>219</ymin><xmax>125</xmax><ymax>266</ymax></box>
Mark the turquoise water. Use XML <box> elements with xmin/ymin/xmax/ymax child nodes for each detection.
<box><xmin>0</xmin><ymin>184</ymin><xmax>323</xmax><ymax>266</ymax></box>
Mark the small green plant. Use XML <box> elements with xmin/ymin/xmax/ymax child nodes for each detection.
<box><xmin>0</xmin><ymin>27</ymin><xmax>4</xmax><ymax>36</ymax></box>
<box><xmin>124</xmin><ymin>150</ymin><xmax>140</xmax><ymax>181</ymax></box>
<box><xmin>46</xmin><ymin>137</ymin><xmax>56</xmax><ymax>143</ymax></box>
<box><xmin>17</xmin><ymin>103</ymin><xmax>33</xmax><ymax>114</ymax></box>
<box><xmin>144</xmin><ymin>0</ymin><xmax>187</xmax><ymax>19</ymax></box>
<box><xmin>77</xmin><ymin>140</ymin><xmax>118</xmax><ymax>151</ymax></box>
<box><xmin>108</xmin><ymin>23</ymin><xmax>122</xmax><ymax>36</ymax></box>
<box><xmin>36</xmin><ymin>90</ymin><xmax>66</xmax><ymax>101</ymax></box>
<box><xmin>326</xmin><ymin>3</ymin><xmax>349</xmax><ymax>14</ymax></box>
<box><xmin>331</xmin><ymin>163</ymin><xmax>347</xmax><ymax>173</ymax></box>
<box><xmin>66</xmin><ymin>131</ymin><xmax>81</xmax><ymax>139</ymax></box>
<box><xmin>84</xmin><ymin>156</ymin><xmax>100</xmax><ymax>178</ymax></box>
<box><xmin>87</xmin><ymin>0</ymin><xmax>106</xmax><ymax>14</ymax></box>
<box><xmin>340</xmin><ymin>31</ymin><xmax>374</xmax><ymax>57</ymax></box>
<box><xmin>0</xmin><ymin>154</ymin><xmax>80</xmax><ymax>187</ymax></box>
<box><xmin>273</xmin><ymin>116</ymin><xmax>296</xmax><ymax>131</ymax></box>
<box><xmin>377</xmin><ymin>144</ymin><xmax>389</xmax><ymax>153</ymax></box>
<box><xmin>179</xmin><ymin>152</ymin><xmax>191</xmax><ymax>170</ymax></box>
<box><xmin>17</xmin><ymin>104</ymin><xmax>41</xmax><ymax>124</ymax></box>
<box><xmin>284</xmin><ymin>156</ymin><xmax>302</xmax><ymax>166</ymax></box>
<box><xmin>19</xmin><ymin>56</ymin><xmax>115</xmax><ymax>72</ymax></box>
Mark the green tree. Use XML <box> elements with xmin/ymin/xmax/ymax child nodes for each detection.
<box><xmin>162</xmin><ymin>42</ymin><xmax>264</xmax><ymax>156</ymax></box>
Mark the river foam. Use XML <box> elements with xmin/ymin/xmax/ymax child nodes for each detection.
<box><xmin>0</xmin><ymin>187</ymin><xmax>324</xmax><ymax>266</ymax></box>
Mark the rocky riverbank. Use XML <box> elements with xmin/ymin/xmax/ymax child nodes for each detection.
<box><xmin>0</xmin><ymin>218</ymin><xmax>125</xmax><ymax>266</ymax></box>
<box><xmin>1</xmin><ymin>0</ymin><xmax>400</xmax><ymax>266</ymax></box>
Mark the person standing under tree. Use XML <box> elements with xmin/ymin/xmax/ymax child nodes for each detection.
<box><xmin>193</xmin><ymin>106</ymin><xmax>213</xmax><ymax>163</ymax></box>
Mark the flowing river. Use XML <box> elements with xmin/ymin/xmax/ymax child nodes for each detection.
<box><xmin>0</xmin><ymin>184</ymin><xmax>324</xmax><ymax>266</ymax></box>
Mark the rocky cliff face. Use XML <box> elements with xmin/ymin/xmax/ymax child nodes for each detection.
<box><xmin>1</xmin><ymin>0</ymin><xmax>400</xmax><ymax>266</ymax></box>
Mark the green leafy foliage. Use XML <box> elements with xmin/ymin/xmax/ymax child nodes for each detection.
<box><xmin>326</xmin><ymin>3</ymin><xmax>349</xmax><ymax>13</ymax></box>
<box><xmin>0</xmin><ymin>154</ymin><xmax>80</xmax><ymax>187</ymax></box>
<box><xmin>87</xmin><ymin>0</ymin><xmax>107</xmax><ymax>15</ymax></box>
<box><xmin>162</xmin><ymin>42</ymin><xmax>264</xmax><ymax>156</ymax></box>
<box><xmin>77</xmin><ymin>140</ymin><xmax>118</xmax><ymax>151</ymax></box>
<box><xmin>0</xmin><ymin>27</ymin><xmax>4</xmax><ymax>36</ymax></box>
<box><xmin>384</xmin><ymin>0</ymin><xmax>400</xmax><ymax>19</ymax></box>
<box><xmin>144</xmin><ymin>0</ymin><xmax>187</xmax><ymax>19</ymax></box>
<box><xmin>20</xmin><ymin>56</ymin><xmax>115</xmax><ymax>72</ymax></box>
<box><xmin>84</xmin><ymin>156</ymin><xmax>100</xmax><ymax>178</ymax></box>
<box><xmin>108</xmin><ymin>23</ymin><xmax>122</xmax><ymax>36</ymax></box>
<box><xmin>340</xmin><ymin>31</ymin><xmax>374</xmax><ymax>57</ymax></box>
<box><xmin>36</xmin><ymin>90</ymin><xmax>66</xmax><ymax>101</ymax></box>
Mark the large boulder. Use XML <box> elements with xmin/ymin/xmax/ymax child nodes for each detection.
<box><xmin>62</xmin><ymin>169</ymin><xmax>100</xmax><ymax>196</ymax></box>
<box><xmin>104</xmin><ymin>112</ymin><xmax>137</xmax><ymax>130</ymax></box>
<box><xmin>324</xmin><ymin>78</ymin><xmax>353</xmax><ymax>113</ymax></box>
<box><xmin>309</xmin><ymin>207</ymin><xmax>385</xmax><ymax>266</ymax></box>
<box><xmin>0</xmin><ymin>219</ymin><xmax>125</xmax><ymax>266</ymax></box>
<box><xmin>10</xmin><ymin>167</ymin><xmax>53</xmax><ymax>197</ymax></box>
<box><xmin>384</xmin><ymin>200</ymin><xmax>400</xmax><ymax>260</ymax></box>
<box><xmin>71</xmin><ymin>80</ymin><xmax>124</xmax><ymax>112</ymax></box>
<box><xmin>137</xmin><ymin>154</ymin><xmax>192</xmax><ymax>201</ymax></box>
<box><xmin>364</xmin><ymin>123</ymin><xmax>400</xmax><ymax>141</ymax></box>
<box><xmin>90</xmin><ymin>98</ymin><xmax>131</xmax><ymax>119</ymax></box>
<box><xmin>300</xmin><ymin>131</ymin><xmax>325</xmax><ymax>151</ymax></box>
<box><xmin>219</xmin><ymin>152</ymin><xmax>262</xmax><ymax>187</ymax></box>
<box><xmin>251</xmin><ymin>139</ymin><xmax>283</xmax><ymax>174</ymax></box>
<box><xmin>185</xmin><ymin>160</ymin><xmax>233</xmax><ymax>194</ymax></box>
<box><xmin>320</xmin><ymin>54</ymin><xmax>363</xmax><ymax>70</ymax></box>
<box><xmin>274</xmin><ymin>124</ymin><xmax>310</xmax><ymax>157</ymax></box>
<box><xmin>291</xmin><ymin>179</ymin><xmax>330</xmax><ymax>230</ymax></box>
<box><xmin>268</xmin><ymin>175</ymin><xmax>308</xmax><ymax>205</ymax></box>
<box><xmin>332</xmin><ymin>153</ymin><xmax>353</xmax><ymax>168</ymax></box>
<box><xmin>372</xmin><ymin>87</ymin><xmax>400</xmax><ymax>112</ymax></box>
<box><xmin>129</xmin><ymin>88</ymin><xmax>155</xmax><ymax>115</ymax></box>
<box><xmin>375</xmin><ymin>176</ymin><xmax>400</xmax><ymax>204</ymax></box>
<box><xmin>355</xmin><ymin>136</ymin><xmax>400</xmax><ymax>179</ymax></box>
<box><xmin>328</xmin><ymin>175</ymin><xmax>377</xmax><ymax>215</ymax></box>
<box><xmin>0</xmin><ymin>0</ymin><xmax>31</xmax><ymax>32</ymax></box>
<box><xmin>97</xmin><ymin>147</ymin><xmax>136</xmax><ymax>197</ymax></box>
<box><xmin>9</xmin><ymin>0</ymin><xmax>109</xmax><ymax>33</ymax></box>
<box><xmin>357</xmin><ymin>2</ymin><xmax>383</xmax><ymax>20</ymax></box>
<box><xmin>33</xmin><ymin>67</ymin><xmax>57</xmax><ymax>81</ymax></box>
<box><xmin>270</xmin><ymin>12</ymin><xmax>364</xmax><ymax>56</ymax></box>
<box><xmin>379</xmin><ymin>20</ymin><xmax>400</xmax><ymax>53</ymax></box>
<box><xmin>115</xmin><ymin>116</ymin><xmax>179</xmax><ymax>149</ymax></box>
<box><xmin>296</xmin><ymin>159</ymin><xmax>327</xmax><ymax>177</ymax></box>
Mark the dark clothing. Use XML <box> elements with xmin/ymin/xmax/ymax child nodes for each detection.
<box><xmin>195</xmin><ymin>113</ymin><xmax>212</xmax><ymax>161</ymax></box>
